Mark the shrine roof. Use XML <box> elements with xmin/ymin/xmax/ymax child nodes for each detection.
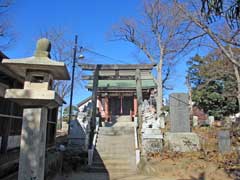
<box><xmin>86</xmin><ymin>79</ymin><xmax>156</xmax><ymax>90</ymax></box>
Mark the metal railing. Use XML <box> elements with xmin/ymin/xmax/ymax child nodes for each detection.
<box><xmin>134</xmin><ymin>117</ymin><xmax>140</xmax><ymax>165</ymax></box>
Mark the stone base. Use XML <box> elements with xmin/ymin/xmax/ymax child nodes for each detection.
<box><xmin>142</xmin><ymin>138</ymin><xmax>163</xmax><ymax>154</ymax></box>
<box><xmin>142</xmin><ymin>128</ymin><xmax>163</xmax><ymax>154</ymax></box>
<box><xmin>164</xmin><ymin>132</ymin><xmax>200</xmax><ymax>152</ymax></box>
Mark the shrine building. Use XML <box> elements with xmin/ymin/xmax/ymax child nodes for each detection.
<box><xmin>79</xmin><ymin>63</ymin><xmax>157</xmax><ymax>121</ymax></box>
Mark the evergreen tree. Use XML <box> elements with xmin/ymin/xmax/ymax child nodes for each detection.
<box><xmin>187</xmin><ymin>51</ymin><xmax>238</xmax><ymax>119</ymax></box>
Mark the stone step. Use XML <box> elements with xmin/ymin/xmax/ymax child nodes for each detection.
<box><xmin>96</xmin><ymin>139</ymin><xmax>134</xmax><ymax>145</ymax></box>
<box><xmin>98</xmin><ymin>129</ymin><xmax>134</xmax><ymax>136</ymax></box>
<box><xmin>91</xmin><ymin>115</ymin><xmax>136</xmax><ymax>177</ymax></box>
<box><xmin>88</xmin><ymin>165</ymin><xmax>136</xmax><ymax>174</ymax></box>
<box><xmin>96</xmin><ymin>138</ymin><xmax>134</xmax><ymax>144</ymax></box>
<box><xmin>96</xmin><ymin>137</ymin><xmax>134</xmax><ymax>142</ymax></box>
<box><xmin>95</xmin><ymin>145</ymin><xmax>135</xmax><ymax>151</ymax></box>
<box><xmin>97</xmin><ymin>135</ymin><xmax>134</xmax><ymax>143</ymax></box>
<box><xmin>95</xmin><ymin>148</ymin><xmax>135</xmax><ymax>154</ymax></box>
<box><xmin>92</xmin><ymin>162</ymin><xmax>134</xmax><ymax>170</ymax></box>
<box><xmin>113</xmin><ymin>115</ymin><xmax>132</xmax><ymax>122</ymax></box>
<box><xmin>93</xmin><ymin>152</ymin><xmax>135</xmax><ymax>159</ymax></box>
<box><xmin>97</xmin><ymin>134</ymin><xmax>134</xmax><ymax>138</ymax></box>
<box><xmin>93</xmin><ymin>154</ymin><xmax>135</xmax><ymax>161</ymax></box>
<box><xmin>95</xmin><ymin>149</ymin><xmax>135</xmax><ymax>154</ymax></box>
<box><xmin>95</xmin><ymin>151</ymin><xmax>135</xmax><ymax>155</ymax></box>
<box><xmin>93</xmin><ymin>158</ymin><xmax>132</xmax><ymax>165</ymax></box>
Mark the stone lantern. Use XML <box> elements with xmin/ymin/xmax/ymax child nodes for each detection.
<box><xmin>2</xmin><ymin>38</ymin><xmax>70</xmax><ymax>180</ymax></box>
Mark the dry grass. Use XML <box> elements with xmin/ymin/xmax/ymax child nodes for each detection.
<box><xmin>143</xmin><ymin>126</ymin><xmax>240</xmax><ymax>180</ymax></box>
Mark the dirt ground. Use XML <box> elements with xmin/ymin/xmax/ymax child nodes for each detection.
<box><xmin>53</xmin><ymin>124</ymin><xmax>240</xmax><ymax>180</ymax></box>
<box><xmin>139</xmin><ymin>152</ymin><xmax>236</xmax><ymax>180</ymax></box>
<box><xmin>138</xmin><ymin>126</ymin><xmax>240</xmax><ymax>180</ymax></box>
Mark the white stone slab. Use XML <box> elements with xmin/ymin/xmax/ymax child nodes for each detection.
<box><xmin>192</xmin><ymin>116</ymin><xmax>198</xmax><ymax>127</ymax></box>
<box><xmin>142</xmin><ymin>128</ymin><xmax>163</xmax><ymax>139</ymax></box>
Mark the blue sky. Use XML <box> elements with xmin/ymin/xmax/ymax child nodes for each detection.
<box><xmin>5</xmin><ymin>0</ymin><xmax>190</xmax><ymax>105</ymax></box>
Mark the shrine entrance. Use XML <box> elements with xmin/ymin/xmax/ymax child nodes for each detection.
<box><xmin>109</xmin><ymin>96</ymin><xmax>134</xmax><ymax>116</ymax></box>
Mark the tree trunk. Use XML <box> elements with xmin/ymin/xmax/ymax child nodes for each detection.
<box><xmin>234</xmin><ymin>64</ymin><xmax>240</xmax><ymax>112</ymax></box>
<box><xmin>58</xmin><ymin>106</ymin><xmax>63</xmax><ymax>129</ymax></box>
<box><xmin>186</xmin><ymin>75</ymin><xmax>193</xmax><ymax>117</ymax></box>
<box><xmin>156</xmin><ymin>63</ymin><xmax>163</xmax><ymax>117</ymax></box>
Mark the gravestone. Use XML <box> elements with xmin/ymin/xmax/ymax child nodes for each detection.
<box><xmin>218</xmin><ymin>130</ymin><xmax>231</xmax><ymax>153</ymax></box>
<box><xmin>192</xmin><ymin>116</ymin><xmax>198</xmax><ymax>127</ymax></box>
<box><xmin>170</xmin><ymin>93</ymin><xmax>190</xmax><ymax>132</ymax></box>
<box><xmin>208</xmin><ymin>116</ymin><xmax>215</xmax><ymax>127</ymax></box>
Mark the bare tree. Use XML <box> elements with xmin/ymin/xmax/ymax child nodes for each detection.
<box><xmin>200</xmin><ymin>0</ymin><xmax>240</xmax><ymax>29</ymax></box>
<box><xmin>175</xmin><ymin>0</ymin><xmax>240</xmax><ymax>67</ymax></box>
<box><xmin>112</xmin><ymin>0</ymin><xmax>197</xmax><ymax>116</ymax></box>
<box><xmin>0</xmin><ymin>0</ymin><xmax>15</xmax><ymax>50</ymax></box>
<box><xmin>175</xmin><ymin>0</ymin><xmax>240</xmax><ymax>111</ymax></box>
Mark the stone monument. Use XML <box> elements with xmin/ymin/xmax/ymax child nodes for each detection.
<box><xmin>170</xmin><ymin>93</ymin><xmax>190</xmax><ymax>132</ymax></box>
<box><xmin>218</xmin><ymin>130</ymin><xmax>231</xmax><ymax>153</ymax></box>
<box><xmin>2</xmin><ymin>38</ymin><xmax>70</xmax><ymax>180</ymax></box>
<box><xmin>164</xmin><ymin>93</ymin><xmax>200</xmax><ymax>152</ymax></box>
<box><xmin>208</xmin><ymin>116</ymin><xmax>215</xmax><ymax>127</ymax></box>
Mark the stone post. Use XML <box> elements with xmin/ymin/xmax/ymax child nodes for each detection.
<box><xmin>18</xmin><ymin>108</ymin><xmax>48</xmax><ymax>180</ymax></box>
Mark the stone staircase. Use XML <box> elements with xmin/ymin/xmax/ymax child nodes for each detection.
<box><xmin>90</xmin><ymin>116</ymin><xmax>137</xmax><ymax>179</ymax></box>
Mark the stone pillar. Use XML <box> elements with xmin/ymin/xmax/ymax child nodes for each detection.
<box><xmin>104</xmin><ymin>95</ymin><xmax>109</xmax><ymax>121</ymax></box>
<box><xmin>133</xmin><ymin>96</ymin><xmax>137</xmax><ymax>117</ymax></box>
<box><xmin>18</xmin><ymin>107</ymin><xmax>48</xmax><ymax>180</ymax></box>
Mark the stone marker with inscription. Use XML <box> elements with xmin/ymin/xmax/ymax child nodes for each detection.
<box><xmin>164</xmin><ymin>93</ymin><xmax>200</xmax><ymax>152</ymax></box>
<box><xmin>170</xmin><ymin>93</ymin><xmax>190</xmax><ymax>132</ymax></box>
